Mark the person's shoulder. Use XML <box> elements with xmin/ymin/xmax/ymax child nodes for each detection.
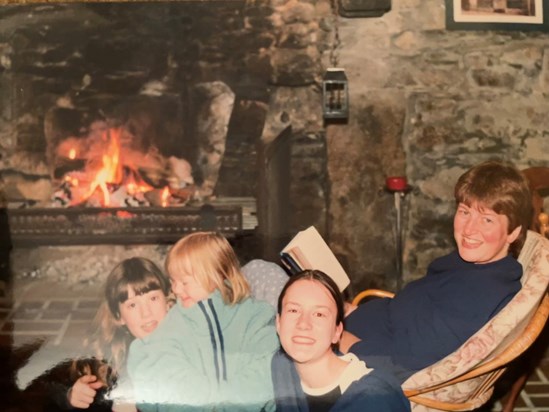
<box><xmin>236</xmin><ymin>293</ymin><xmax>276</xmax><ymax>311</ymax></box>
<box><xmin>427</xmin><ymin>251</ymin><xmax>462</xmax><ymax>272</ymax></box>
<box><xmin>242</xmin><ymin>259</ymin><xmax>288</xmax><ymax>308</ymax></box>
<box><xmin>224</xmin><ymin>298</ymin><xmax>276</xmax><ymax>337</ymax></box>
<box><xmin>238</xmin><ymin>296</ymin><xmax>276</xmax><ymax>320</ymax></box>
<box><xmin>242</xmin><ymin>259</ymin><xmax>288</xmax><ymax>282</ymax></box>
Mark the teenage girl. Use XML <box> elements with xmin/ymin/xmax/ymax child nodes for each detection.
<box><xmin>272</xmin><ymin>270</ymin><xmax>411</xmax><ymax>412</ymax></box>
<box><xmin>127</xmin><ymin>231</ymin><xmax>279</xmax><ymax>412</ymax></box>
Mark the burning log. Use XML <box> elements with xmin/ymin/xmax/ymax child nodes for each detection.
<box><xmin>46</xmin><ymin>123</ymin><xmax>196</xmax><ymax>208</ymax></box>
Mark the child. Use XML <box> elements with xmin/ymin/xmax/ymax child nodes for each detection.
<box><xmin>126</xmin><ymin>231</ymin><xmax>279</xmax><ymax>412</ymax></box>
<box><xmin>272</xmin><ymin>270</ymin><xmax>411</xmax><ymax>412</ymax></box>
<box><xmin>58</xmin><ymin>257</ymin><xmax>172</xmax><ymax>411</ymax></box>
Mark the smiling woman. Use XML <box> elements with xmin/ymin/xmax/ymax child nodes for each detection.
<box><xmin>341</xmin><ymin>160</ymin><xmax>533</xmax><ymax>384</ymax></box>
<box><xmin>272</xmin><ymin>270</ymin><xmax>411</xmax><ymax>412</ymax></box>
<box><xmin>453</xmin><ymin>203</ymin><xmax>520</xmax><ymax>264</ymax></box>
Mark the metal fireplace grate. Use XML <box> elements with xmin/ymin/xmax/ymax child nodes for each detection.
<box><xmin>6</xmin><ymin>204</ymin><xmax>243</xmax><ymax>246</ymax></box>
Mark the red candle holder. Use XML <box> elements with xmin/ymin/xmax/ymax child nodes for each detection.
<box><xmin>386</xmin><ymin>176</ymin><xmax>408</xmax><ymax>191</ymax></box>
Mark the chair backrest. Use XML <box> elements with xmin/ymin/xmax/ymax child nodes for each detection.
<box><xmin>522</xmin><ymin>167</ymin><xmax>549</xmax><ymax>232</ymax></box>
<box><xmin>401</xmin><ymin>230</ymin><xmax>549</xmax><ymax>411</ymax></box>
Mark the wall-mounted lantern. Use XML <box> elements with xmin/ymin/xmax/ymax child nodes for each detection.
<box><xmin>322</xmin><ymin>68</ymin><xmax>349</xmax><ymax>120</ymax></box>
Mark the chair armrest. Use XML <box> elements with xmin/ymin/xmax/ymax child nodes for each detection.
<box><xmin>352</xmin><ymin>288</ymin><xmax>395</xmax><ymax>305</ymax></box>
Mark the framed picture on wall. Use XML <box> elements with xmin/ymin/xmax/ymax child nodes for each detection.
<box><xmin>446</xmin><ymin>0</ymin><xmax>549</xmax><ymax>31</ymax></box>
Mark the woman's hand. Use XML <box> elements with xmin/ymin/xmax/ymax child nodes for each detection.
<box><xmin>67</xmin><ymin>374</ymin><xmax>104</xmax><ymax>409</ymax></box>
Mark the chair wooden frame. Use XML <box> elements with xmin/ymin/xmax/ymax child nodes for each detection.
<box><xmin>353</xmin><ymin>292</ymin><xmax>549</xmax><ymax>410</ymax></box>
<box><xmin>351</xmin><ymin>231</ymin><xmax>549</xmax><ymax>411</ymax></box>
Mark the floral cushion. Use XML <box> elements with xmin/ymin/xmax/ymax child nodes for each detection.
<box><xmin>402</xmin><ymin>230</ymin><xmax>549</xmax><ymax>411</ymax></box>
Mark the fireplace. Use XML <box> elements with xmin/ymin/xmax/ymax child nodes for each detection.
<box><xmin>0</xmin><ymin>2</ymin><xmax>330</xmax><ymax>284</ymax></box>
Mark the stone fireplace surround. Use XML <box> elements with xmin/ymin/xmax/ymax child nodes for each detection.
<box><xmin>0</xmin><ymin>2</ymin><xmax>329</xmax><ymax>286</ymax></box>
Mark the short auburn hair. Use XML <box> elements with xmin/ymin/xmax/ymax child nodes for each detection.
<box><xmin>454</xmin><ymin>160</ymin><xmax>533</xmax><ymax>257</ymax></box>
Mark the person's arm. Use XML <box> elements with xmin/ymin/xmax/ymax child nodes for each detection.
<box><xmin>344</xmin><ymin>301</ymin><xmax>358</xmax><ymax>317</ymax></box>
<box><xmin>336</xmin><ymin>370</ymin><xmax>411</xmax><ymax>412</ymax></box>
<box><xmin>339</xmin><ymin>330</ymin><xmax>361</xmax><ymax>354</ymax></box>
<box><xmin>217</xmin><ymin>302</ymin><xmax>280</xmax><ymax>412</ymax></box>
<box><xmin>31</xmin><ymin>358</ymin><xmax>105</xmax><ymax>411</ymax></box>
<box><xmin>127</xmin><ymin>332</ymin><xmax>213</xmax><ymax>409</ymax></box>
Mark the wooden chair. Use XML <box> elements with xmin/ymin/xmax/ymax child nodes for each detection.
<box><xmin>352</xmin><ymin>230</ymin><xmax>549</xmax><ymax>411</ymax></box>
<box><xmin>498</xmin><ymin>166</ymin><xmax>549</xmax><ymax>412</ymax></box>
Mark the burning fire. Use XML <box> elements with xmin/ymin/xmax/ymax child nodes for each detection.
<box><xmin>52</xmin><ymin>124</ymin><xmax>196</xmax><ymax>208</ymax></box>
<box><xmin>60</xmin><ymin>127</ymin><xmax>163</xmax><ymax>207</ymax></box>
<box><xmin>161</xmin><ymin>187</ymin><xmax>170</xmax><ymax>207</ymax></box>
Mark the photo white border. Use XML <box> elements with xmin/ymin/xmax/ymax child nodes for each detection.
<box><xmin>454</xmin><ymin>0</ymin><xmax>543</xmax><ymax>24</ymax></box>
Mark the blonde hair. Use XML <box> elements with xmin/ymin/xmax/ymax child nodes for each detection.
<box><xmin>166</xmin><ymin>231</ymin><xmax>251</xmax><ymax>305</ymax></box>
<box><xmin>84</xmin><ymin>257</ymin><xmax>172</xmax><ymax>375</ymax></box>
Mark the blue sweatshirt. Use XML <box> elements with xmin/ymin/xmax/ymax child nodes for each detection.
<box><xmin>127</xmin><ymin>290</ymin><xmax>279</xmax><ymax>412</ymax></box>
<box><xmin>345</xmin><ymin>252</ymin><xmax>522</xmax><ymax>382</ymax></box>
<box><xmin>271</xmin><ymin>350</ymin><xmax>411</xmax><ymax>412</ymax></box>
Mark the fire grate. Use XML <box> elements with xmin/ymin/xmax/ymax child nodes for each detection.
<box><xmin>6</xmin><ymin>205</ymin><xmax>243</xmax><ymax>246</ymax></box>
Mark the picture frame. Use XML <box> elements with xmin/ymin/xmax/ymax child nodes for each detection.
<box><xmin>445</xmin><ymin>0</ymin><xmax>549</xmax><ymax>31</ymax></box>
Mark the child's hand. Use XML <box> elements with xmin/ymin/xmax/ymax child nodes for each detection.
<box><xmin>67</xmin><ymin>374</ymin><xmax>104</xmax><ymax>409</ymax></box>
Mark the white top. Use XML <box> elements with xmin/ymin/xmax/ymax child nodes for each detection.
<box><xmin>301</xmin><ymin>352</ymin><xmax>372</xmax><ymax>396</ymax></box>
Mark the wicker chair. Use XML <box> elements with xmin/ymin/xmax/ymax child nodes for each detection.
<box><xmin>352</xmin><ymin>230</ymin><xmax>549</xmax><ymax>411</ymax></box>
<box><xmin>498</xmin><ymin>166</ymin><xmax>549</xmax><ymax>412</ymax></box>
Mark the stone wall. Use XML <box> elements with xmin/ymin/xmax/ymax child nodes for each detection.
<box><xmin>322</xmin><ymin>0</ymin><xmax>549</xmax><ymax>293</ymax></box>
<box><xmin>2</xmin><ymin>0</ymin><xmax>549</xmax><ymax>295</ymax></box>
<box><xmin>0</xmin><ymin>1</ymin><xmax>331</xmax><ymax>285</ymax></box>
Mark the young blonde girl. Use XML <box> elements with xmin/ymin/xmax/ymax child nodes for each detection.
<box><xmin>127</xmin><ymin>231</ymin><xmax>279</xmax><ymax>412</ymax></box>
<box><xmin>60</xmin><ymin>257</ymin><xmax>172</xmax><ymax>411</ymax></box>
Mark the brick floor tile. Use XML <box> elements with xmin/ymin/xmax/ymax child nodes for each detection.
<box><xmin>70</xmin><ymin>309</ymin><xmax>96</xmax><ymax>320</ymax></box>
<box><xmin>47</xmin><ymin>301</ymin><xmax>74</xmax><ymax>311</ymax></box>
<box><xmin>10</xmin><ymin>321</ymin><xmax>63</xmax><ymax>333</ymax></box>
<box><xmin>524</xmin><ymin>384</ymin><xmax>549</xmax><ymax>394</ymax></box>
<box><xmin>529</xmin><ymin>395</ymin><xmax>549</xmax><ymax>407</ymax></box>
<box><xmin>76</xmin><ymin>299</ymin><xmax>101</xmax><ymax>309</ymax></box>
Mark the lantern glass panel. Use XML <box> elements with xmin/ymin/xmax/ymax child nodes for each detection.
<box><xmin>322</xmin><ymin>69</ymin><xmax>349</xmax><ymax>119</ymax></box>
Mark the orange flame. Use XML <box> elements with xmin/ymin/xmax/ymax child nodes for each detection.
<box><xmin>79</xmin><ymin>128</ymin><xmax>124</xmax><ymax>206</ymax></box>
<box><xmin>161</xmin><ymin>187</ymin><xmax>170</xmax><ymax>207</ymax></box>
<box><xmin>64</xmin><ymin>127</ymin><xmax>170</xmax><ymax>208</ymax></box>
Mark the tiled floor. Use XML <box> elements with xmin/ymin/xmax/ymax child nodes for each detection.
<box><xmin>1</xmin><ymin>278</ymin><xmax>549</xmax><ymax>411</ymax></box>
<box><xmin>489</xmin><ymin>363</ymin><xmax>549</xmax><ymax>411</ymax></box>
<box><xmin>1</xmin><ymin>279</ymin><xmax>104</xmax><ymax>411</ymax></box>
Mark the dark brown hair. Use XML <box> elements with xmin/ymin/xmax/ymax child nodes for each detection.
<box><xmin>277</xmin><ymin>269</ymin><xmax>345</xmax><ymax>327</ymax></box>
<box><xmin>87</xmin><ymin>257</ymin><xmax>171</xmax><ymax>374</ymax></box>
<box><xmin>454</xmin><ymin>160</ymin><xmax>533</xmax><ymax>257</ymax></box>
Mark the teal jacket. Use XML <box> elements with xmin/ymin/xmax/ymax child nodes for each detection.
<box><xmin>127</xmin><ymin>290</ymin><xmax>279</xmax><ymax>412</ymax></box>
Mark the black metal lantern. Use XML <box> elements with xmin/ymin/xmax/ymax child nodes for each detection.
<box><xmin>322</xmin><ymin>68</ymin><xmax>349</xmax><ymax>120</ymax></box>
